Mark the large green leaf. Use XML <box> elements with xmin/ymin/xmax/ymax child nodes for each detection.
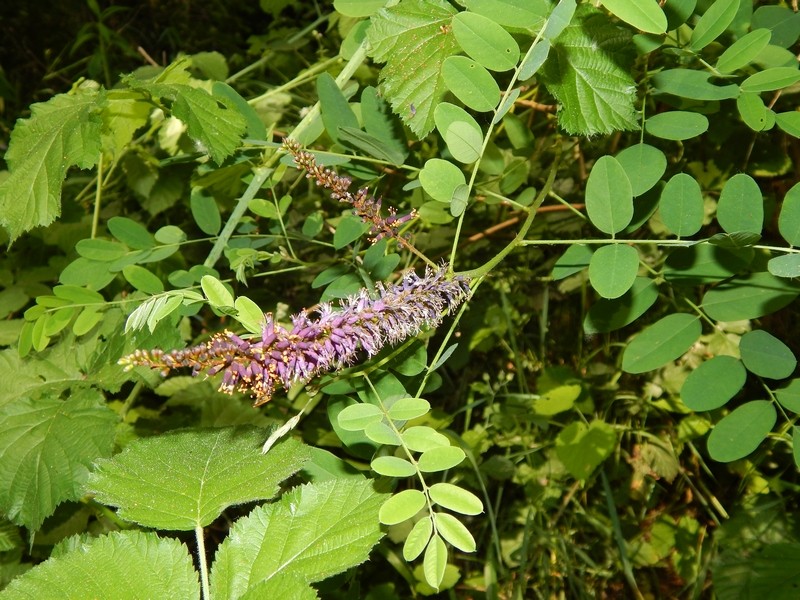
<box><xmin>779</xmin><ymin>181</ymin><xmax>800</xmax><ymax>246</ymax></box>
<box><xmin>715</xmin><ymin>28</ymin><xmax>772</xmax><ymax>74</ymax></box>
<box><xmin>622</xmin><ymin>313</ymin><xmax>701</xmax><ymax>374</ymax></box>
<box><xmin>451</xmin><ymin>11</ymin><xmax>520</xmax><ymax>72</ymax></box>
<box><xmin>367</xmin><ymin>0</ymin><xmax>460</xmax><ymax>138</ymax></box>
<box><xmin>539</xmin><ymin>5</ymin><xmax>638</xmax><ymax>135</ymax></box>
<box><xmin>615</xmin><ymin>143</ymin><xmax>666</xmax><ymax>197</ymax></box>
<box><xmin>660</xmin><ymin>173</ymin><xmax>704</xmax><ymax>237</ymax></box>
<box><xmin>209</xmin><ymin>478</ymin><xmax>386</xmax><ymax>599</ymax></box>
<box><xmin>88</xmin><ymin>426</ymin><xmax>310</xmax><ymax>530</ymax></box>
<box><xmin>651</xmin><ymin>69</ymin><xmax>739</xmax><ymax>101</ymax></box>
<box><xmin>0</xmin><ymin>87</ymin><xmax>105</xmax><ymax>242</ymax></box>
<box><xmin>0</xmin><ymin>391</ymin><xmax>117</xmax><ymax>530</ymax></box>
<box><xmin>689</xmin><ymin>0</ymin><xmax>739</xmax><ymax>51</ymax></box>
<box><xmin>707</xmin><ymin>400</ymin><xmax>776</xmax><ymax>463</ymax></box>
<box><xmin>0</xmin><ymin>530</ymin><xmax>199</xmax><ymax>599</ymax></box>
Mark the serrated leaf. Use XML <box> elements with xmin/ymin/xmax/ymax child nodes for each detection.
<box><xmin>589</xmin><ymin>244</ymin><xmax>639</xmax><ymax>299</ymax></box>
<box><xmin>717</xmin><ymin>173</ymin><xmax>763</xmax><ymax>235</ymax></box>
<box><xmin>539</xmin><ymin>5</ymin><xmax>638</xmax><ymax>135</ymax></box>
<box><xmin>681</xmin><ymin>356</ymin><xmax>746</xmax><ymax>411</ymax></box>
<box><xmin>452</xmin><ymin>12</ymin><xmax>520</xmax><ymax>72</ymax></box>
<box><xmin>739</xmin><ymin>330</ymin><xmax>797</xmax><ymax>380</ymax></box>
<box><xmin>209</xmin><ymin>478</ymin><xmax>385</xmax><ymax>598</ymax></box>
<box><xmin>660</xmin><ymin>173</ymin><xmax>704</xmax><ymax>237</ymax></box>
<box><xmin>423</xmin><ymin>534</ymin><xmax>448</xmax><ymax>590</ymax></box>
<box><xmin>168</xmin><ymin>85</ymin><xmax>246</xmax><ymax>164</ymax></box>
<box><xmin>367</xmin><ymin>0</ymin><xmax>460</xmax><ymax>138</ymax></box>
<box><xmin>600</xmin><ymin>0</ymin><xmax>667</xmax><ymax>34</ymax></box>
<box><xmin>707</xmin><ymin>400</ymin><xmax>776</xmax><ymax>463</ymax></box>
<box><xmin>404</xmin><ymin>516</ymin><xmax>433</xmax><ymax>561</ymax></box>
<box><xmin>88</xmin><ymin>426</ymin><xmax>311</xmax><ymax>530</ymax></box>
<box><xmin>622</xmin><ymin>313</ymin><xmax>702</xmax><ymax>374</ymax></box>
<box><xmin>0</xmin><ymin>391</ymin><xmax>116</xmax><ymax>530</ymax></box>
<box><xmin>1</xmin><ymin>530</ymin><xmax>199</xmax><ymax>599</ymax></box>
<box><xmin>428</xmin><ymin>483</ymin><xmax>483</xmax><ymax>515</ymax></box>
<box><xmin>585</xmin><ymin>156</ymin><xmax>633</xmax><ymax>234</ymax></box>
<box><xmin>0</xmin><ymin>87</ymin><xmax>104</xmax><ymax>241</ymax></box>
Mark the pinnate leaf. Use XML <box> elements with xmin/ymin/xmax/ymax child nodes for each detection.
<box><xmin>539</xmin><ymin>5</ymin><xmax>638</xmax><ymax>135</ymax></box>
<box><xmin>585</xmin><ymin>156</ymin><xmax>633</xmax><ymax>234</ymax></box>
<box><xmin>600</xmin><ymin>0</ymin><xmax>666</xmax><ymax>34</ymax></box>
<box><xmin>0</xmin><ymin>390</ymin><xmax>116</xmax><ymax>530</ymax></box>
<box><xmin>379</xmin><ymin>489</ymin><xmax>427</xmax><ymax>525</ymax></box>
<box><xmin>88</xmin><ymin>426</ymin><xmax>311</xmax><ymax>530</ymax></box>
<box><xmin>622</xmin><ymin>313</ymin><xmax>701</xmax><ymax>374</ymax></box>
<box><xmin>367</xmin><ymin>0</ymin><xmax>459</xmax><ymax>138</ymax></box>
<box><xmin>589</xmin><ymin>244</ymin><xmax>639</xmax><ymax>300</ymax></box>
<box><xmin>1</xmin><ymin>530</ymin><xmax>199</xmax><ymax>599</ymax></box>
<box><xmin>0</xmin><ymin>87</ymin><xmax>104</xmax><ymax>242</ymax></box>
<box><xmin>404</xmin><ymin>516</ymin><xmax>433</xmax><ymax>561</ymax></box>
<box><xmin>423</xmin><ymin>534</ymin><xmax>448</xmax><ymax>590</ymax></box>
<box><xmin>681</xmin><ymin>356</ymin><xmax>746</xmax><ymax>411</ymax></box>
<box><xmin>209</xmin><ymin>478</ymin><xmax>386</xmax><ymax>598</ymax></box>
<box><xmin>428</xmin><ymin>483</ymin><xmax>483</xmax><ymax>515</ymax></box>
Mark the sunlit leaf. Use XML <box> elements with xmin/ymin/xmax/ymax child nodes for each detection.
<box><xmin>600</xmin><ymin>0</ymin><xmax>666</xmax><ymax>34</ymax></box>
<box><xmin>555</xmin><ymin>419</ymin><xmax>616</xmax><ymax>480</ymax></box>
<box><xmin>452</xmin><ymin>12</ymin><xmax>519</xmax><ymax>72</ymax></box>
<box><xmin>379</xmin><ymin>489</ymin><xmax>426</xmax><ymax>525</ymax></box>
<box><xmin>1</xmin><ymin>531</ymin><xmax>199</xmax><ymax>599</ymax></box>
<box><xmin>0</xmin><ymin>391</ymin><xmax>116</xmax><ymax>530</ymax></box>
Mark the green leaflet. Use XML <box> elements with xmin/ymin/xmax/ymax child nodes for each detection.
<box><xmin>539</xmin><ymin>5</ymin><xmax>638</xmax><ymax>135</ymax></box>
<box><xmin>0</xmin><ymin>87</ymin><xmax>105</xmax><ymax>242</ymax></box>
<box><xmin>367</xmin><ymin>0</ymin><xmax>460</xmax><ymax>138</ymax></box>
<box><xmin>707</xmin><ymin>400</ymin><xmax>776</xmax><ymax>463</ymax></box>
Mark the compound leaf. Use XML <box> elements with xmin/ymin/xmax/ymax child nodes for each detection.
<box><xmin>707</xmin><ymin>400</ymin><xmax>776</xmax><ymax>463</ymax></box>
<box><xmin>622</xmin><ymin>313</ymin><xmax>701</xmax><ymax>374</ymax></box>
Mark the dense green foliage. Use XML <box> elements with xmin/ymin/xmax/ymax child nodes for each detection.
<box><xmin>1</xmin><ymin>0</ymin><xmax>800</xmax><ymax>597</ymax></box>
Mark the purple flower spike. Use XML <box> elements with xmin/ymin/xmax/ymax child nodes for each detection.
<box><xmin>119</xmin><ymin>266</ymin><xmax>470</xmax><ymax>406</ymax></box>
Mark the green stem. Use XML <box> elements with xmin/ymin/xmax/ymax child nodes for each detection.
<box><xmin>91</xmin><ymin>152</ymin><xmax>104</xmax><ymax>239</ymax></box>
<box><xmin>195</xmin><ymin>524</ymin><xmax>210</xmax><ymax>600</ymax></box>
<box><xmin>204</xmin><ymin>168</ymin><xmax>271</xmax><ymax>269</ymax></box>
<box><xmin>456</xmin><ymin>154</ymin><xmax>560</xmax><ymax>279</ymax></box>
